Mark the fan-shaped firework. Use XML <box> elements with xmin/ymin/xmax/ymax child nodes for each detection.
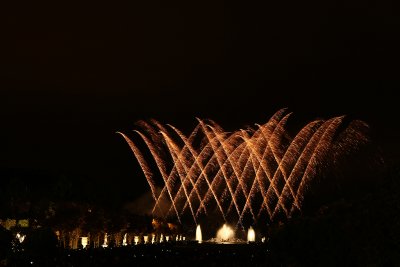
<box><xmin>119</xmin><ymin>109</ymin><xmax>369</xmax><ymax>227</ymax></box>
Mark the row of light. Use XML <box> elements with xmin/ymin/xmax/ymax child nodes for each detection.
<box><xmin>81</xmin><ymin>234</ymin><xmax>187</xmax><ymax>249</ymax></box>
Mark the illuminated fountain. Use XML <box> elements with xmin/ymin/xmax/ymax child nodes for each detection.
<box><xmin>217</xmin><ymin>224</ymin><xmax>235</xmax><ymax>242</ymax></box>
<box><xmin>81</xmin><ymin>237</ymin><xmax>88</xmax><ymax>249</ymax></box>
<box><xmin>247</xmin><ymin>227</ymin><xmax>255</xmax><ymax>242</ymax></box>
<box><xmin>119</xmin><ymin>109</ymin><xmax>370</xmax><ymax>227</ymax></box>
<box><xmin>196</xmin><ymin>225</ymin><xmax>202</xmax><ymax>243</ymax></box>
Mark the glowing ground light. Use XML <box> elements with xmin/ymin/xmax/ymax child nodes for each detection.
<box><xmin>16</xmin><ymin>233</ymin><xmax>25</xmax><ymax>243</ymax></box>
<box><xmin>123</xmin><ymin>233</ymin><xmax>128</xmax><ymax>246</ymax></box>
<box><xmin>196</xmin><ymin>225</ymin><xmax>202</xmax><ymax>243</ymax></box>
<box><xmin>119</xmin><ymin>109</ymin><xmax>370</xmax><ymax>226</ymax></box>
<box><xmin>102</xmin><ymin>233</ymin><xmax>108</xmax><ymax>248</ymax></box>
<box><xmin>81</xmin><ymin>237</ymin><xmax>88</xmax><ymax>248</ymax></box>
<box><xmin>217</xmin><ymin>224</ymin><xmax>235</xmax><ymax>241</ymax></box>
<box><xmin>247</xmin><ymin>227</ymin><xmax>255</xmax><ymax>242</ymax></box>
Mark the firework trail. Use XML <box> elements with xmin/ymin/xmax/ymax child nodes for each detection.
<box><xmin>119</xmin><ymin>109</ymin><xmax>370</xmax><ymax>226</ymax></box>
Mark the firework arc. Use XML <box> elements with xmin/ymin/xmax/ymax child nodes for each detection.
<box><xmin>119</xmin><ymin>109</ymin><xmax>369</xmax><ymax>227</ymax></box>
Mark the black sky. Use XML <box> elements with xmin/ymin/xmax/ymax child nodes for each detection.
<box><xmin>1</xmin><ymin>1</ymin><xmax>400</xmax><ymax>203</ymax></box>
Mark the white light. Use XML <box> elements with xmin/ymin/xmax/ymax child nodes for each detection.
<box><xmin>166</xmin><ymin>236</ymin><xmax>169</xmax><ymax>242</ymax></box>
<box><xmin>216</xmin><ymin>224</ymin><xmax>234</xmax><ymax>241</ymax></box>
<box><xmin>16</xmin><ymin>233</ymin><xmax>26</xmax><ymax>243</ymax></box>
<box><xmin>102</xmin><ymin>233</ymin><xmax>108</xmax><ymax>248</ymax></box>
<box><xmin>247</xmin><ymin>227</ymin><xmax>255</xmax><ymax>242</ymax></box>
<box><xmin>144</xmin><ymin>235</ymin><xmax>148</xmax><ymax>244</ymax></box>
<box><xmin>134</xmin><ymin>236</ymin><xmax>139</xmax><ymax>245</ymax></box>
<box><xmin>196</xmin><ymin>225</ymin><xmax>202</xmax><ymax>243</ymax></box>
<box><xmin>122</xmin><ymin>233</ymin><xmax>128</xmax><ymax>246</ymax></box>
<box><xmin>81</xmin><ymin>237</ymin><xmax>88</xmax><ymax>248</ymax></box>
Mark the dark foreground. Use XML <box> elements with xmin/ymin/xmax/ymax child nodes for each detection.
<box><xmin>6</xmin><ymin>243</ymin><xmax>270</xmax><ymax>267</ymax></box>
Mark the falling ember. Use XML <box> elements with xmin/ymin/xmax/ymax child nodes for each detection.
<box><xmin>120</xmin><ymin>109</ymin><xmax>371</xmax><ymax>226</ymax></box>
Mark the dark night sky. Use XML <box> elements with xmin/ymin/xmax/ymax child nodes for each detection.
<box><xmin>1</xmin><ymin>1</ymin><xmax>400</xmax><ymax>203</ymax></box>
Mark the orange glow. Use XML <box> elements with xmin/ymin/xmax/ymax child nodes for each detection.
<box><xmin>121</xmin><ymin>109</ymin><xmax>370</xmax><ymax>226</ymax></box>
